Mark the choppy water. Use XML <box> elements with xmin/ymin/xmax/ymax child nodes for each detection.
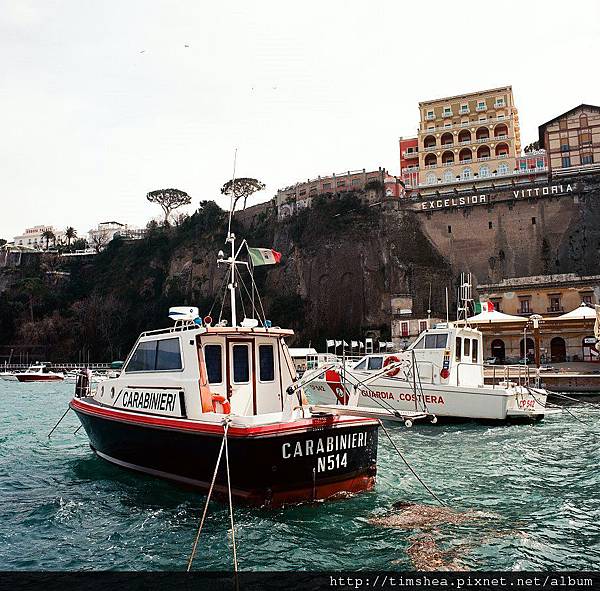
<box><xmin>1</xmin><ymin>380</ymin><xmax>599</xmax><ymax>571</ymax></box>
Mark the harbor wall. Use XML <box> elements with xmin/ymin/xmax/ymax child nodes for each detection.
<box><xmin>411</xmin><ymin>174</ymin><xmax>600</xmax><ymax>286</ymax></box>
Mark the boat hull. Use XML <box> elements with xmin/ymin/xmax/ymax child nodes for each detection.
<box><xmin>71</xmin><ymin>398</ymin><xmax>378</xmax><ymax>506</ymax></box>
<box><xmin>16</xmin><ymin>374</ymin><xmax>64</xmax><ymax>382</ymax></box>
<box><xmin>305</xmin><ymin>374</ymin><xmax>547</xmax><ymax>421</ymax></box>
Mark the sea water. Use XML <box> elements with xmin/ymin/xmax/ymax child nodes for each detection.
<box><xmin>0</xmin><ymin>380</ymin><xmax>599</xmax><ymax>571</ymax></box>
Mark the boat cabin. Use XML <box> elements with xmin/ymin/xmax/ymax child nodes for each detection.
<box><xmin>96</xmin><ymin>323</ymin><xmax>299</xmax><ymax>422</ymax></box>
<box><xmin>350</xmin><ymin>323</ymin><xmax>484</xmax><ymax>387</ymax></box>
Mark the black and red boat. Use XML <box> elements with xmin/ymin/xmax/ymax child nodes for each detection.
<box><xmin>70</xmin><ymin>228</ymin><xmax>381</xmax><ymax>506</ymax></box>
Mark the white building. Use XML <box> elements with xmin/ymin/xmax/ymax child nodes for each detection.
<box><xmin>13</xmin><ymin>225</ymin><xmax>66</xmax><ymax>250</ymax></box>
<box><xmin>88</xmin><ymin>221</ymin><xmax>144</xmax><ymax>251</ymax></box>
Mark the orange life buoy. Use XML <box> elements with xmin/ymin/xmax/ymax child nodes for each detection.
<box><xmin>383</xmin><ymin>355</ymin><xmax>401</xmax><ymax>377</ymax></box>
<box><xmin>212</xmin><ymin>393</ymin><xmax>231</xmax><ymax>414</ymax></box>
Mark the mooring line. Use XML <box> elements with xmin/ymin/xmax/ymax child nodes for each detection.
<box><xmin>47</xmin><ymin>406</ymin><xmax>71</xmax><ymax>439</ymax></box>
<box><xmin>378</xmin><ymin>419</ymin><xmax>445</xmax><ymax>507</ymax></box>
<box><xmin>224</xmin><ymin>421</ymin><xmax>238</xmax><ymax>573</ymax></box>
<box><xmin>186</xmin><ymin>421</ymin><xmax>229</xmax><ymax>572</ymax></box>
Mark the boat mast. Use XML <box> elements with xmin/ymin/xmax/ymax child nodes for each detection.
<box><xmin>226</xmin><ymin>149</ymin><xmax>238</xmax><ymax>328</ymax></box>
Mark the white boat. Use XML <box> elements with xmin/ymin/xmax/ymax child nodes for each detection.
<box><xmin>15</xmin><ymin>364</ymin><xmax>65</xmax><ymax>382</ymax></box>
<box><xmin>304</xmin><ymin>322</ymin><xmax>555</xmax><ymax>422</ymax></box>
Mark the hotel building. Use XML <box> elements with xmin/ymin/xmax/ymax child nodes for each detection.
<box><xmin>399</xmin><ymin>86</ymin><xmax>549</xmax><ymax>196</ymax></box>
<box><xmin>539</xmin><ymin>104</ymin><xmax>600</xmax><ymax>177</ymax></box>
<box><xmin>418</xmin><ymin>86</ymin><xmax>521</xmax><ymax>188</ymax></box>
<box><xmin>13</xmin><ymin>225</ymin><xmax>66</xmax><ymax>250</ymax></box>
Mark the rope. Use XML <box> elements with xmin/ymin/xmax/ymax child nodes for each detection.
<box><xmin>47</xmin><ymin>406</ymin><xmax>71</xmax><ymax>439</ymax></box>
<box><xmin>547</xmin><ymin>390</ymin><xmax>600</xmax><ymax>410</ymax></box>
<box><xmin>187</xmin><ymin>422</ymin><xmax>229</xmax><ymax>572</ymax></box>
<box><xmin>224</xmin><ymin>422</ymin><xmax>238</xmax><ymax>572</ymax></box>
<box><xmin>378</xmin><ymin>419</ymin><xmax>445</xmax><ymax>507</ymax></box>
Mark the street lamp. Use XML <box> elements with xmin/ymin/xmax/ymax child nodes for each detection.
<box><xmin>528</xmin><ymin>314</ymin><xmax>544</xmax><ymax>367</ymax></box>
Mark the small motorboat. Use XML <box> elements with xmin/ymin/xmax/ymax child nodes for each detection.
<box><xmin>15</xmin><ymin>364</ymin><xmax>65</xmax><ymax>382</ymax></box>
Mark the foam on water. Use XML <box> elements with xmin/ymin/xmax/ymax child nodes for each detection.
<box><xmin>1</xmin><ymin>380</ymin><xmax>599</xmax><ymax>570</ymax></box>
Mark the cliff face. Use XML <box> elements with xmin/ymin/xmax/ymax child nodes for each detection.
<box><xmin>416</xmin><ymin>175</ymin><xmax>600</xmax><ymax>286</ymax></box>
<box><xmin>0</xmin><ymin>195</ymin><xmax>451</xmax><ymax>360</ymax></box>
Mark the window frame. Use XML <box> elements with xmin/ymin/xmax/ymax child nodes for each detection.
<box><xmin>232</xmin><ymin>343</ymin><xmax>251</xmax><ymax>384</ymax></box>
<box><xmin>258</xmin><ymin>344</ymin><xmax>275</xmax><ymax>383</ymax></box>
<box><xmin>125</xmin><ymin>337</ymin><xmax>184</xmax><ymax>374</ymax></box>
<box><xmin>204</xmin><ymin>343</ymin><xmax>223</xmax><ymax>384</ymax></box>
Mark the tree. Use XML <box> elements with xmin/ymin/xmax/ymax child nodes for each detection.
<box><xmin>90</xmin><ymin>229</ymin><xmax>111</xmax><ymax>253</ymax></box>
<box><xmin>146</xmin><ymin>188</ymin><xmax>191</xmax><ymax>225</ymax></box>
<box><xmin>0</xmin><ymin>238</ymin><xmax>6</xmax><ymax>247</ymax></box>
<box><xmin>220</xmin><ymin>178</ymin><xmax>266</xmax><ymax>211</ymax></box>
<box><xmin>65</xmin><ymin>226</ymin><xmax>77</xmax><ymax>246</ymax></box>
<box><xmin>41</xmin><ymin>229</ymin><xmax>55</xmax><ymax>250</ymax></box>
<box><xmin>524</xmin><ymin>141</ymin><xmax>540</xmax><ymax>153</ymax></box>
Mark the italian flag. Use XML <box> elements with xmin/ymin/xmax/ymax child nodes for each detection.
<box><xmin>474</xmin><ymin>301</ymin><xmax>495</xmax><ymax>313</ymax></box>
<box><xmin>248</xmin><ymin>247</ymin><xmax>282</xmax><ymax>266</ymax></box>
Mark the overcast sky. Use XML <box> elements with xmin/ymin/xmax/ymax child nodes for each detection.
<box><xmin>2</xmin><ymin>0</ymin><xmax>599</xmax><ymax>239</ymax></box>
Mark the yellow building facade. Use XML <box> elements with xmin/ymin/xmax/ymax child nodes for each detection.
<box><xmin>417</xmin><ymin>86</ymin><xmax>521</xmax><ymax>191</ymax></box>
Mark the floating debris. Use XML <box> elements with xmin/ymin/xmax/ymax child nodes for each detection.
<box><xmin>403</xmin><ymin>534</ymin><xmax>468</xmax><ymax>571</ymax></box>
<box><xmin>369</xmin><ymin>502</ymin><xmax>496</xmax><ymax>530</ymax></box>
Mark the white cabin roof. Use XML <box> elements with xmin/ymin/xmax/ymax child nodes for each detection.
<box><xmin>288</xmin><ymin>347</ymin><xmax>318</xmax><ymax>358</ymax></box>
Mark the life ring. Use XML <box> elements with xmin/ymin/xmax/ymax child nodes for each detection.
<box><xmin>212</xmin><ymin>393</ymin><xmax>231</xmax><ymax>414</ymax></box>
<box><xmin>383</xmin><ymin>355</ymin><xmax>401</xmax><ymax>377</ymax></box>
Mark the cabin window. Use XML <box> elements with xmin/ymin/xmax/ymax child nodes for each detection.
<box><xmin>259</xmin><ymin>344</ymin><xmax>275</xmax><ymax>382</ymax></box>
<box><xmin>455</xmin><ymin>337</ymin><xmax>462</xmax><ymax>361</ymax></box>
<box><xmin>126</xmin><ymin>338</ymin><xmax>182</xmax><ymax>372</ymax></box>
<box><xmin>156</xmin><ymin>338</ymin><xmax>183</xmax><ymax>371</ymax></box>
<box><xmin>204</xmin><ymin>345</ymin><xmax>222</xmax><ymax>383</ymax></box>
<box><xmin>472</xmin><ymin>339</ymin><xmax>479</xmax><ymax>363</ymax></box>
<box><xmin>368</xmin><ymin>357</ymin><xmax>383</xmax><ymax>370</ymax></box>
<box><xmin>232</xmin><ymin>345</ymin><xmax>250</xmax><ymax>383</ymax></box>
<box><xmin>354</xmin><ymin>358</ymin><xmax>368</xmax><ymax>370</ymax></box>
<box><xmin>425</xmin><ymin>333</ymin><xmax>448</xmax><ymax>349</ymax></box>
<box><xmin>412</xmin><ymin>337</ymin><xmax>425</xmax><ymax>349</ymax></box>
<box><xmin>464</xmin><ymin>338</ymin><xmax>471</xmax><ymax>357</ymax></box>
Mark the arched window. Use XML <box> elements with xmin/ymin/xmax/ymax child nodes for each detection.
<box><xmin>424</xmin><ymin>135</ymin><xmax>436</xmax><ymax>148</ymax></box>
<box><xmin>479</xmin><ymin>165</ymin><xmax>490</xmax><ymax>178</ymax></box>
<box><xmin>440</xmin><ymin>132</ymin><xmax>454</xmax><ymax>146</ymax></box>
<box><xmin>458</xmin><ymin>129</ymin><xmax>471</xmax><ymax>144</ymax></box>
<box><xmin>441</xmin><ymin>150</ymin><xmax>454</xmax><ymax>165</ymax></box>
<box><xmin>498</xmin><ymin>162</ymin><xmax>508</xmax><ymax>175</ymax></box>
<box><xmin>426</xmin><ymin>172</ymin><xmax>437</xmax><ymax>185</ymax></box>
<box><xmin>476</xmin><ymin>127</ymin><xmax>490</xmax><ymax>141</ymax></box>
<box><xmin>459</xmin><ymin>148</ymin><xmax>472</xmax><ymax>163</ymax></box>
<box><xmin>443</xmin><ymin>170</ymin><xmax>453</xmax><ymax>183</ymax></box>
<box><xmin>424</xmin><ymin>153</ymin><xmax>438</xmax><ymax>167</ymax></box>
<box><xmin>462</xmin><ymin>168</ymin><xmax>472</xmax><ymax>180</ymax></box>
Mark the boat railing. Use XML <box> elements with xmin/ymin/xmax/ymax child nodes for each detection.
<box><xmin>472</xmin><ymin>363</ymin><xmax>541</xmax><ymax>388</ymax></box>
<box><xmin>140</xmin><ymin>322</ymin><xmax>202</xmax><ymax>338</ymax></box>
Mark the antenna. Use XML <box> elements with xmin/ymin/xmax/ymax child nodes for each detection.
<box><xmin>445</xmin><ymin>287</ymin><xmax>449</xmax><ymax>324</ymax></box>
<box><xmin>456</xmin><ymin>272</ymin><xmax>474</xmax><ymax>325</ymax></box>
<box><xmin>227</xmin><ymin>149</ymin><xmax>238</xmax><ymax>327</ymax></box>
<box><xmin>427</xmin><ymin>282</ymin><xmax>432</xmax><ymax>329</ymax></box>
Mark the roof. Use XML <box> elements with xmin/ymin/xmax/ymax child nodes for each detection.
<box><xmin>419</xmin><ymin>86</ymin><xmax>512</xmax><ymax>107</ymax></box>
<box><xmin>288</xmin><ymin>348</ymin><xmax>318</xmax><ymax>357</ymax></box>
<box><xmin>538</xmin><ymin>104</ymin><xmax>600</xmax><ymax>147</ymax></box>
<box><xmin>467</xmin><ymin>310</ymin><xmax>528</xmax><ymax>324</ymax></box>
<box><xmin>553</xmin><ymin>303</ymin><xmax>597</xmax><ymax>320</ymax></box>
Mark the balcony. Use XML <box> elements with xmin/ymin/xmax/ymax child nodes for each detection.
<box><xmin>440</xmin><ymin>143</ymin><xmax>454</xmax><ymax>149</ymax></box>
<box><xmin>402</xmin><ymin>166</ymin><xmax>419</xmax><ymax>172</ymax></box>
<box><xmin>494</xmin><ymin>101</ymin><xmax>505</xmax><ymax>108</ymax></box>
<box><xmin>403</xmin><ymin>150</ymin><xmax>418</xmax><ymax>159</ymax></box>
<box><xmin>442</xmin><ymin>161</ymin><xmax>455</xmax><ymax>167</ymax></box>
<box><xmin>495</xmin><ymin>134</ymin><xmax>508</xmax><ymax>140</ymax></box>
<box><xmin>442</xmin><ymin>111</ymin><xmax>453</xmax><ymax>118</ymax></box>
<box><xmin>476</xmin><ymin>137</ymin><xmax>490</xmax><ymax>143</ymax></box>
<box><xmin>498</xmin><ymin>153</ymin><xmax>509</xmax><ymax>158</ymax></box>
<box><xmin>547</xmin><ymin>306</ymin><xmax>565</xmax><ymax>314</ymax></box>
<box><xmin>459</xmin><ymin>158</ymin><xmax>473</xmax><ymax>164</ymax></box>
<box><xmin>424</xmin><ymin>144</ymin><xmax>437</xmax><ymax>151</ymax></box>
<box><xmin>425</xmin><ymin>163</ymin><xmax>438</xmax><ymax>169</ymax></box>
<box><xmin>426</xmin><ymin>114</ymin><xmax>435</xmax><ymax>120</ymax></box>
<box><xmin>476</xmin><ymin>104</ymin><xmax>487</xmax><ymax>111</ymax></box>
<box><xmin>459</xmin><ymin>108</ymin><xmax>470</xmax><ymax>115</ymax></box>
<box><xmin>477</xmin><ymin>156</ymin><xmax>491</xmax><ymax>161</ymax></box>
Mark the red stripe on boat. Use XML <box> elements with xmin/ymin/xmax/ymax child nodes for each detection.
<box><xmin>70</xmin><ymin>397</ymin><xmax>376</xmax><ymax>437</ymax></box>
